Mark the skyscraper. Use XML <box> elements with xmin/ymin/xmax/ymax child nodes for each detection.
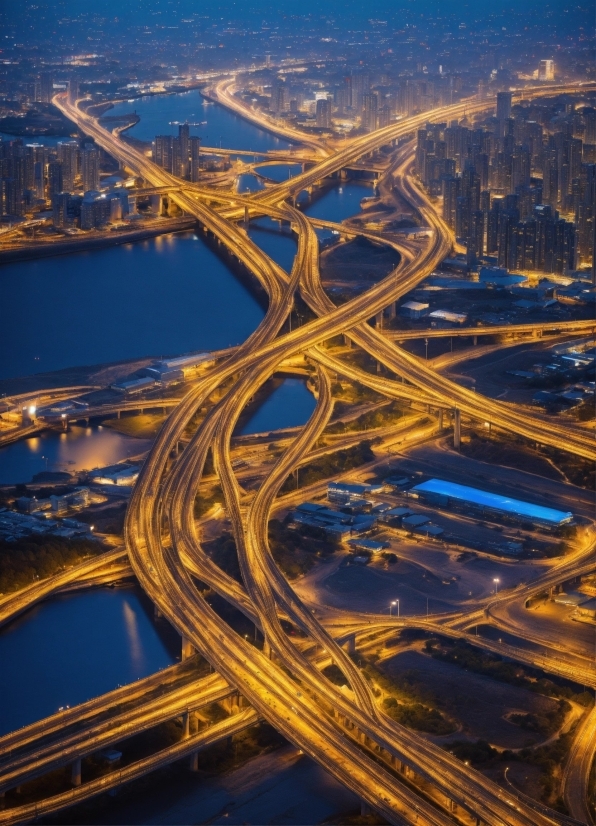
<box><xmin>538</xmin><ymin>60</ymin><xmax>555</xmax><ymax>82</ymax></box>
<box><xmin>57</xmin><ymin>141</ymin><xmax>79</xmax><ymax>192</ymax></box>
<box><xmin>496</xmin><ymin>92</ymin><xmax>512</xmax><ymax>137</ymax></box>
<box><xmin>81</xmin><ymin>146</ymin><xmax>100</xmax><ymax>192</ymax></box>
<box><xmin>178</xmin><ymin>124</ymin><xmax>190</xmax><ymax>178</ymax></box>
<box><xmin>315</xmin><ymin>99</ymin><xmax>331</xmax><ymax>129</ymax></box>
<box><xmin>46</xmin><ymin>161</ymin><xmax>63</xmax><ymax>199</ymax></box>
<box><xmin>39</xmin><ymin>72</ymin><xmax>53</xmax><ymax>104</ymax></box>
<box><xmin>362</xmin><ymin>93</ymin><xmax>378</xmax><ymax>133</ymax></box>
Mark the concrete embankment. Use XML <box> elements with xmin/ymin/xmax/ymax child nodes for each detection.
<box><xmin>0</xmin><ymin>218</ymin><xmax>196</xmax><ymax>265</ymax></box>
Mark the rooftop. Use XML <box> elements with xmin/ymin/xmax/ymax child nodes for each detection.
<box><xmin>412</xmin><ymin>479</ymin><xmax>572</xmax><ymax>525</ymax></box>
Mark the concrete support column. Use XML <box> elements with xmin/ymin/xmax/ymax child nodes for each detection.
<box><xmin>343</xmin><ymin>334</ymin><xmax>351</xmax><ymax>348</ymax></box>
<box><xmin>263</xmin><ymin>640</ymin><xmax>272</xmax><ymax>659</ymax></box>
<box><xmin>181</xmin><ymin>636</ymin><xmax>194</xmax><ymax>661</ymax></box>
<box><xmin>244</xmin><ymin>205</ymin><xmax>249</xmax><ymax>223</ymax></box>
<box><xmin>342</xmin><ymin>633</ymin><xmax>356</xmax><ymax>654</ymax></box>
<box><xmin>453</xmin><ymin>408</ymin><xmax>461</xmax><ymax>451</ymax></box>
<box><xmin>71</xmin><ymin>757</ymin><xmax>82</xmax><ymax>787</ymax></box>
<box><xmin>438</xmin><ymin>408</ymin><xmax>443</xmax><ymax>430</ymax></box>
<box><xmin>154</xmin><ymin>603</ymin><xmax>162</xmax><ymax>620</ymax></box>
<box><xmin>117</xmin><ymin>409</ymin><xmax>121</xmax><ymax>419</ymax></box>
<box><xmin>473</xmin><ymin>335</ymin><xmax>478</xmax><ymax>345</ymax></box>
<box><xmin>377</xmin><ymin>361</ymin><xmax>381</xmax><ymax>373</ymax></box>
<box><xmin>387</xmin><ymin>301</ymin><xmax>396</xmax><ymax>319</ymax></box>
<box><xmin>62</xmin><ymin>416</ymin><xmax>69</xmax><ymax>431</ymax></box>
<box><xmin>190</xmin><ymin>751</ymin><xmax>199</xmax><ymax>772</ymax></box>
<box><xmin>361</xmin><ymin>801</ymin><xmax>371</xmax><ymax>816</ymax></box>
<box><xmin>183</xmin><ymin>711</ymin><xmax>190</xmax><ymax>739</ymax></box>
<box><xmin>375</xmin><ymin>311</ymin><xmax>383</xmax><ymax>329</ymax></box>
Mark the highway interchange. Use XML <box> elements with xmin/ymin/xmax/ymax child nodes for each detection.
<box><xmin>0</xmin><ymin>78</ymin><xmax>595</xmax><ymax>825</ymax></box>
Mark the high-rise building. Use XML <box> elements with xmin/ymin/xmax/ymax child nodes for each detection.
<box><xmin>178</xmin><ymin>124</ymin><xmax>190</xmax><ymax>178</ymax></box>
<box><xmin>52</xmin><ymin>192</ymin><xmax>71</xmax><ymax>227</ymax></box>
<box><xmin>315</xmin><ymin>99</ymin><xmax>331</xmax><ymax>129</ymax></box>
<box><xmin>538</xmin><ymin>60</ymin><xmax>555</xmax><ymax>82</ymax></box>
<box><xmin>351</xmin><ymin>70</ymin><xmax>370</xmax><ymax>112</ymax></box>
<box><xmin>1</xmin><ymin>178</ymin><xmax>24</xmax><ymax>217</ymax></box>
<box><xmin>57</xmin><ymin>141</ymin><xmax>79</xmax><ymax>192</ymax></box>
<box><xmin>189</xmin><ymin>136</ymin><xmax>201</xmax><ymax>183</ymax></box>
<box><xmin>68</xmin><ymin>79</ymin><xmax>80</xmax><ymax>105</ymax></box>
<box><xmin>46</xmin><ymin>161</ymin><xmax>63</xmax><ymax>199</ymax></box>
<box><xmin>39</xmin><ymin>72</ymin><xmax>53</xmax><ymax>104</ymax></box>
<box><xmin>81</xmin><ymin>146</ymin><xmax>100</xmax><ymax>192</ymax></box>
<box><xmin>496</xmin><ymin>92</ymin><xmax>512</xmax><ymax>134</ymax></box>
<box><xmin>154</xmin><ymin>135</ymin><xmax>173</xmax><ymax>171</ymax></box>
<box><xmin>362</xmin><ymin>93</ymin><xmax>378</xmax><ymax>132</ymax></box>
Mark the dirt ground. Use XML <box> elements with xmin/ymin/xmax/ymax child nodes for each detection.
<box><xmin>381</xmin><ymin>650</ymin><xmax>561</xmax><ymax>749</ymax></box>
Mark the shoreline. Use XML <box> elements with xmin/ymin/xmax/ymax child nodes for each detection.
<box><xmin>0</xmin><ymin>218</ymin><xmax>196</xmax><ymax>265</ymax></box>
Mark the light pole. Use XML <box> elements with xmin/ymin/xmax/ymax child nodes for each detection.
<box><xmin>493</xmin><ymin>577</ymin><xmax>500</xmax><ymax>594</ymax></box>
<box><xmin>390</xmin><ymin>599</ymin><xmax>399</xmax><ymax>617</ymax></box>
<box><xmin>425</xmin><ymin>338</ymin><xmax>429</xmax><ymax>360</ymax></box>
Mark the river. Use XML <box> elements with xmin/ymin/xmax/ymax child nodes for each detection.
<box><xmin>0</xmin><ymin>585</ymin><xmax>177</xmax><ymax>736</ymax></box>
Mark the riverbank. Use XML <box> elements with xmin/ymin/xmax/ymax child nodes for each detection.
<box><xmin>0</xmin><ymin>218</ymin><xmax>196</xmax><ymax>265</ymax></box>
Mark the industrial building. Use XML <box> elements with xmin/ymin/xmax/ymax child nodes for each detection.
<box><xmin>411</xmin><ymin>478</ymin><xmax>573</xmax><ymax>527</ymax></box>
<box><xmin>89</xmin><ymin>464</ymin><xmax>140</xmax><ymax>487</ymax></box>
<box><xmin>292</xmin><ymin>502</ymin><xmax>377</xmax><ymax>539</ymax></box>
<box><xmin>142</xmin><ymin>352</ymin><xmax>214</xmax><ymax>385</ymax></box>
<box><xmin>327</xmin><ymin>481</ymin><xmax>385</xmax><ymax>506</ymax></box>
<box><xmin>0</xmin><ymin>509</ymin><xmax>93</xmax><ymax>542</ymax></box>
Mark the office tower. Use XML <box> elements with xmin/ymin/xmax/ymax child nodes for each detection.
<box><xmin>496</xmin><ymin>92</ymin><xmax>512</xmax><ymax>122</ymax></box>
<box><xmin>68</xmin><ymin>79</ymin><xmax>79</xmax><ymax>105</ymax></box>
<box><xmin>154</xmin><ymin>135</ymin><xmax>173</xmax><ymax>171</ymax></box>
<box><xmin>39</xmin><ymin>72</ymin><xmax>53</xmax><ymax>103</ymax></box>
<box><xmin>46</xmin><ymin>161</ymin><xmax>63</xmax><ymax>199</ymax></box>
<box><xmin>189</xmin><ymin>136</ymin><xmax>201</xmax><ymax>183</ymax></box>
<box><xmin>351</xmin><ymin>70</ymin><xmax>370</xmax><ymax>112</ymax></box>
<box><xmin>81</xmin><ymin>146</ymin><xmax>100</xmax><ymax>192</ymax></box>
<box><xmin>377</xmin><ymin>106</ymin><xmax>390</xmax><ymax>129</ymax></box>
<box><xmin>585</xmin><ymin>111</ymin><xmax>596</xmax><ymax>146</ymax></box>
<box><xmin>362</xmin><ymin>93</ymin><xmax>377</xmax><ymax>132</ymax></box>
<box><xmin>57</xmin><ymin>141</ymin><xmax>79</xmax><ymax>192</ymax></box>
<box><xmin>270</xmin><ymin>79</ymin><xmax>288</xmax><ymax>114</ymax></box>
<box><xmin>178</xmin><ymin>124</ymin><xmax>190</xmax><ymax>178</ymax></box>
<box><xmin>171</xmin><ymin>137</ymin><xmax>184</xmax><ymax>178</ymax></box>
<box><xmin>442</xmin><ymin>176</ymin><xmax>460</xmax><ymax>228</ymax></box>
<box><xmin>538</xmin><ymin>60</ymin><xmax>555</xmax><ymax>82</ymax></box>
<box><xmin>52</xmin><ymin>192</ymin><xmax>71</xmax><ymax>227</ymax></box>
<box><xmin>343</xmin><ymin>76</ymin><xmax>353</xmax><ymax>109</ymax></box>
<box><xmin>315</xmin><ymin>99</ymin><xmax>331</xmax><ymax>129</ymax></box>
<box><xmin>1</xmin><ymin>178</ymin><xmax>24</xmax><ymax>217</ymax></box>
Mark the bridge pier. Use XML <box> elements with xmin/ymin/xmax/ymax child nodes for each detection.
<box><xmin>438</xmin><ymin>408</ymin><xmax>443</xmax><ymax>430</ymax></box>
<box><xmin>343</xmin><ymin>334</ymin><xmax>351</xmax><ymax>348</ymax></box>
<box><xmin>181</xmin><ymin>636</ymin><xmax>195</xmax><ymax>661</ymax></box>
<box><xmin>473</xmin><ymin>335</ymin><xmax>478</xmax><ymax>345</ymax></box>
<box><xmin>342</xmin><ymin>633</ymin><xmax>356</xmax><ymax>654</ymax></box>
<box><xmin>183</xmin><ymin>711</ymin><xmax>190</xmax><ymax>739</ymax></box>
<box><xmin>387</xmin><ymin>301</ymin><xmax>396</xmax><ymax>319</ymax></box>
<box><xmin>71</xmin><ymin>757</ymin><xmax>82</xmax><ymax>787</ymax></box>
<box><xmin>189</xmin><ymin>751</ymin><xmax>199</xmax><ymax>772</ymax></box>
<box><xmin>244</xmin><ymin>205</ymin><xmax>249</xmax><ymax>224</ymax></box>
<box><xmin>154</xmin><ymin>603</ymin><xmax>162</xmax><ymax>620</ymax></box>
<box><xmin>453</xmin><ymin>408</ymin><xmax>461</xmax><ymax>450</ymax></box>
<box><xmin>263</xmin><ymin>640</ymin><xmax>272</xmax><ymax>659</ymax></box>
<box><xmin>375</xmin><ymin>312</ymin><xmax>383</xmax><ymax>329</ymax></box>
<box><xmin>62</xmin><ymin>415</ymin><xmax>69</xmax><ymax>431</ymax></box>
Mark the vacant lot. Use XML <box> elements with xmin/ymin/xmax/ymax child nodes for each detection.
<box><xmin>381</xmin><ymin>650</ymin><xmax>561</xmax><ymax>749</ymax></box>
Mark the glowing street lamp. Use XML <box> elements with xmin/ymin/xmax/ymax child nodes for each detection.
<box><xmin>390</xmin><ymin>599</ymin><xmax>399</xmax><ymax>617</ymax></box>
<box><xmin>493</xmin><ymin>577</ymin><xmax>500</xmax><ymax>594</ymax></box>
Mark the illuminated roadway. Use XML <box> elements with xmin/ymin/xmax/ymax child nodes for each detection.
<box><xmin>6</xmin><ymin>80</ymin><xmax>591</xmax><ymax>824</ymax></box>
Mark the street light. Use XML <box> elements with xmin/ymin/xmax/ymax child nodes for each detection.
<box><xmin>390</xmin><ymin>599</ymin><xmax>399</xmax><ymax>617</ymax></box>
<box><xmin>493</xmin><ymin>577</ymin><xmax>500</xmax><ymax>594</ymax></box>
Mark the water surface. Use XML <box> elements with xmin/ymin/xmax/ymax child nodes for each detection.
<box><xmin>0</xmin><ymin>232</ymin><xmax>264</xmax><ymax>380</ymax></box>
<box><xmin>0</xmin><ymin>424</ymin><xmax>149</xmax><ymax>485</ymax></box>
<box><xmin>0</xmin><ymin>586</ymin><xmax>176</xmax><ymax>736</ymax></box>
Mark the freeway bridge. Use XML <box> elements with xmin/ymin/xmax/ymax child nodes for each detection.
<box><xmin>2</xmin><ymin>79</ymin><xmax>594</xmax><ymax>825</ymax></box>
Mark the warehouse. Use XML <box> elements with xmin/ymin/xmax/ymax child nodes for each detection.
<box><xmin>412</xmin><ymin>478</ymin><xmax>573</xmax><ymax>527</ymax></box>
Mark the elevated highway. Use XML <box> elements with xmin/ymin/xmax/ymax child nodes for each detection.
<box><xmin>17</xmin><ymin>80</ymin><xmax>593</xmax><ymax>825</ymax></box>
